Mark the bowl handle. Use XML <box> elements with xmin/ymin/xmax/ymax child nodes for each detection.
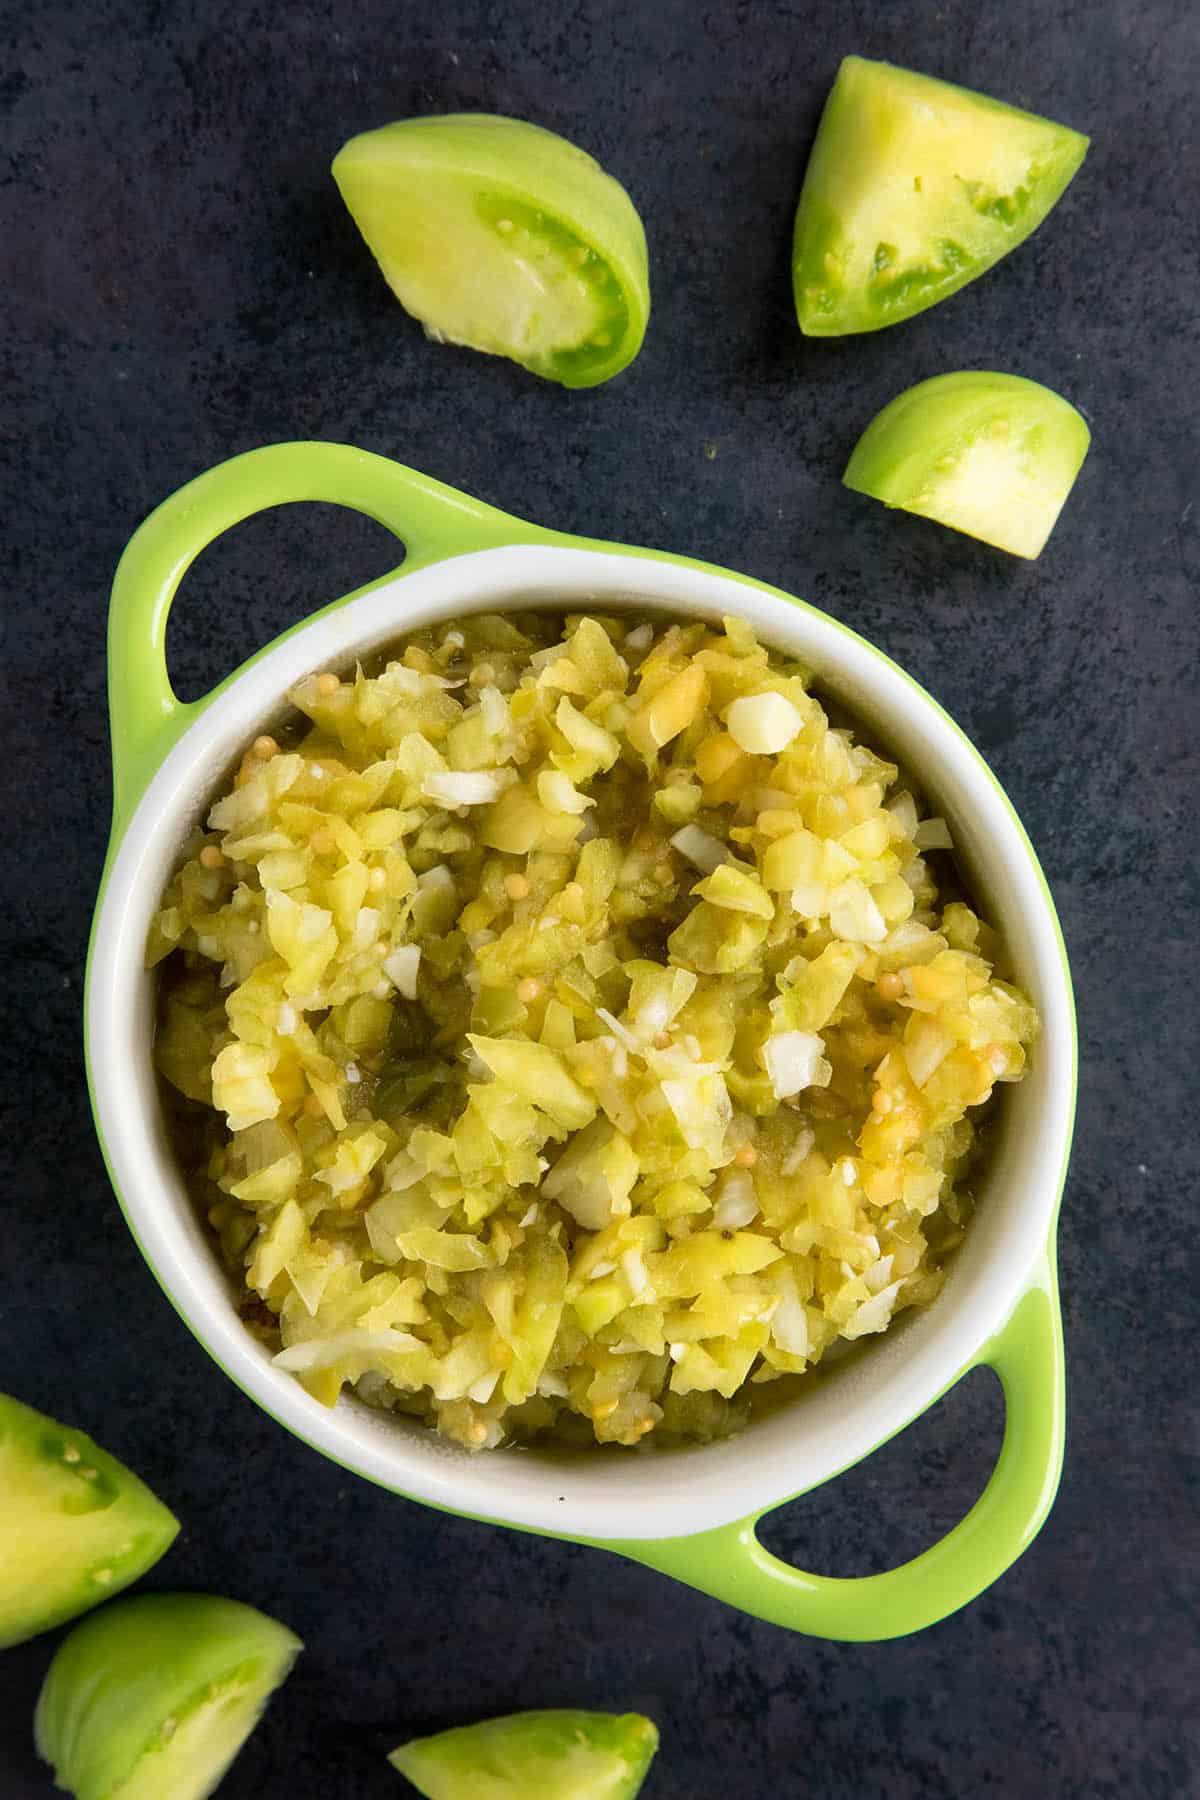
<box><xmin>107</xmin><ymin>441</ymin><xmax>528</xmax><ymax>818</ymax></box>
<box><xmin>615</xmin><ymin>1258</ymin><xmax>1064</xmax><ymax>1640</ymax></box>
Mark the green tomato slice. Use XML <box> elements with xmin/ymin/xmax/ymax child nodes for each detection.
<box><xmin>389</xmin><ymin>1709</ymin><xmax>660</xmax><ymax>1800</ymax></box>
<box><xmin>793</xmin><ymin>56</ymin><xmax>1089</xmax><ymax>335</ymax></box>
<box><xmin>0</xmin><ymin>1392</ymin><xmax>178</xmax><ymax>1650</ymax></box>
<box><xmin>333</xmin><ymin>115</ymin><xmax>650</xmax><ymax>387</ymax></box>
<box><xmin>844</xmin><ymin>371</ymin><xmax>1091</xmax><ymax>558</ymax></box>
<box><xmin>35</xmin><ymin>1593</ymin><xmax>301</xmax><ymax>1800</ymax></box>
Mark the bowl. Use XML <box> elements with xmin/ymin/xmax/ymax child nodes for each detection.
<box><xmin>86</xmin><ymin>441</ymin><xmax>1075</xmax><ymax>1640</ymax></box>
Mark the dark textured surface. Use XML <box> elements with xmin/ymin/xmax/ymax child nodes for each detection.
<box><xmin>2</xmin><ymin>1</ymin><xmax>1197</xmax><ymax>1795</ymax></box>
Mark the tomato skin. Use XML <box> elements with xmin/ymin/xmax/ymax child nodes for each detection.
<box><xmin>390</xmin><ymin>1710</ymin><xmax>660</xmax><ymax>1800</ymax></box>
<box><xmin>844</xmin><ymin>371</ymin><xmax>1091</xmax><ymax>559</ymax></box>
<box><xmin>793</xmin><ymin>58</ymin><xmax>1089</xmax><ymax>336</ymax></box>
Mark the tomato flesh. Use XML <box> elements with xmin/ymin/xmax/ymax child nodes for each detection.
<box><xmin>333</xmin><ymin>115</ymin><xmax>649</xmax><ymax>387</ymax></box>
<box><xmin>793</xmin><ymin>58</ymin><xmax>1089</xmax><ymax>335</ymax></box>
<box><xmin>844</xmin><ymin>371</ymin><xmax>1091</xmax><ymax>558</ymax></box>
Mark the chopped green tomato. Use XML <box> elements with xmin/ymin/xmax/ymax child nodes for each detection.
<box><xmin>333</xmin><ymin>114</ymin><xmax>649</xmax><ymax>386</ymax></box>
<box><xmin>35</xmin><ymin>1593</ymin><xmax>301</xmax><ymax>1800</ymax></box>
<box><xmin>389</xmin><ymin>1710</ymin><xmax>660</xmax><ymax>1800</ymax></box>
<box><xmin>152</xmin><ymin>613</ymin><xmax>1040</xmax><ymax>1451</ymax></box>
<box><xmin>0</xmin><ymin>1392</ymin><xmax>178</xmax><ymax>1650</ymax></box>
<box><xmin>793</xmin><ymin>56</ymin><xmax>1089</xmax><ymax>334</ymax></box>
<box><xmin>844</xmin><ymin>371</ymin><xmax>1091</xmax><ymax>558</ymax></box>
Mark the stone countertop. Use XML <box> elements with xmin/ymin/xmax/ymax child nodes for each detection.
<box><xmin>2</xmin><ymin>1</ymin><xmax>1196</xmax><ymax>1794</ymax></box>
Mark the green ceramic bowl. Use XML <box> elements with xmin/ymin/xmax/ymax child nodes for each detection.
<box><xmin>86</xmin><ymin>442</ymin><xmax>1075</xmax><ymax>1641</ymax></box>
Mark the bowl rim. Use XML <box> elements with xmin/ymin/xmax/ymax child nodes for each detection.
<box><xmin>87</xmin><ymin>539</ymin><xmax>1076</xmax><ymax>1543</ymax></box>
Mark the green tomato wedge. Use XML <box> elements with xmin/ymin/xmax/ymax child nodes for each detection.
<box><xmin>388</xmin><ymin>1709</ymin><xmax>660</xmax><ymax>1800</ymax></box>
<box><xmin>793</xmin><ymin>56</ymin><xmax>1089</xmax><ymax>334</ymax></box>
<box><xmin>333</xmin><ymin>115</ymin><xmax>650</xmax><ymax>387</ymax></box>
<box><xmin>35</xmin><ymin>1593</ymin><xmax>302</xmax><ymax>1800</ymax></box>
<box><xmin>844</xmin><ymin>371</ymin><xmax>1091</xmax><ymax>558</ymax></box>
<box><xmin>0</xmin><ymin>1392</ymin><xmax>178</xmax><ymax>1650</ymax></box>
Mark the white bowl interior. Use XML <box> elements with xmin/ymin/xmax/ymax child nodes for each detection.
<box><xmin>88</xmin><ymin>545</ymin><xmax>1074</xmax><ymax>1541</ymax></box>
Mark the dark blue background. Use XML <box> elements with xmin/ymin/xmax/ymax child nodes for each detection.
<box><xmin>2</xmin><ymin>2</ymin><xmax>1196</xmax><ymax>1794</ymax></box>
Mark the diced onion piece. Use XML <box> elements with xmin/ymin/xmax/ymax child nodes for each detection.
<box><xmin>273</xmin><ymin>1328</ymin><xmax>423</xmax><ymax>1371</ymax></box>
<box><xmin>422</xmin><ymin>770</ymin><xmax>506</xmax><ymax>807</ymax></box>
<box><xmin>840</xmin><ymin>816</ymin><xmax>891</xmax><ymax>859</ymax></box>
<box><xmin>726</xmin><ymin>691</ymin><xmax>803</xmax><ymax>755</ymax></box>
<box><xmin>887</xmin><ymin>790</ymin><xmax>919</xmax><ymax>837</ymax></box>
<box><xmin>712</xmin><ymin>1170</ymin><xmax>759</xmax><ymax>1230</ymax></box>
<box><xmin>828</xmin><ymin>879</ymin><xmax>887</xmax><ymax>944</ymax></box>
<box><xmin>913</xmin><ymin>816</ymin><xmax>954</xmax><ymax>851</ymax></box>
<box><xmin>791</xmin><ymin>881</ymin><xmax>829</xmax><ymax>918</ymax></box>
<box><xmin>781</xmin><ymin>1129</ymin><xmax>816</xmax><ymax>1175</ymax></box>
<box><xmin>660</xmin><ymin>1067</ymin><xmax>733</xmax><ymax>1157</ymax></box>
<box><xmin>901</xmin><ymin>856</ymin><xmax>927</xmax><ymax>897</ymax></box>
<box><xmin>537</xmin><ymin>769</ymin><xmax>595</xmax><ymax>815</ymax></box>
<box><xmin>383</xmin><ymin>1150</ymin><xmax>424</xmax><ymax>1192</ymax></box>
<box><xmin>843</xmin><ymin>1279</ymin><xmax>904</xmax><ymax>1340</ymax></box>
<box><xmin>864</xmin><ymin>1254</ymin><xmax>896</xmax><ymax>1294</ymax></box>
<box><xmin>770</xmin><ymin>1276</ymin><xmax>810</xmax><ymax>1356</ymax></box>
<box><xmin>353</xmin><ymin>906</ymin><xmax>381</xmax><ymax>950</ymax></box>
<box><xmin>479</xmin><ymin>686</ymin><xmax>509</xmax><ymax>735</ymax></box>
<box><xmin>881</xmin><ymin>918</ymin><xmax>940</xmax><ymax>959</ymax></box>
<box><xmin>626</xmin><ymin>966</ymin><xmax>697</xmax><ymax>1040</ymax></box>
<box><xmin>468</xmin><ymin>1035</ymin><xmax>596</xmax><ymax>1131</ymax></box>
<box><xmin>693</xmin><ymin>862</ymin><xmax>774</xmax><ymax>917</ymax></box>
<box><xmin>212</xmin><ymin>1043</ymin><xmax>280</xmax><ymax>1131</ymax></box>
<box><xmin>556</xmin><ymin>697</ymin><xmax>621</xmax><ymax>770</ymax></box>
<box><xmin>764</xmin><ymin>1031</ymin><xmax>827</xmax><ymax>1099</ymax></box>
<box><xmin>297</xmin><ymin>903</ymin><xmax>332</xmax><ymax>944</ymax></box>
<box><xmin>594</xmin><ymin>1007</ymin><xmax>640</xmax><ymax>1052</ymax></box>
<box><xmin>631</xmin><ymin>664</ymin><xmax>708</xmax><ymax>751</ymax></box>
<box><xmin>543</xmin><ymin>1118</ymin><xmax>638</xmax><ymax>1231</ymax></box>
<box><xmin>620</xmin><ymin>1247</ymin><xmax>650</xmax><ymax>1296</ymax></box>
<box><xmin>670</xmin><ymin>825</ymin><xmax>728</xmax><ymax>873</ymax></box>
<box><xmin>314</xmin><ymin>1128</ymin><xmax>386</xmax><ymax>1194</ymax></box>
<box><xmin>467</xmin><ymin>1370</ymin><xmax>500</xmax><ymax>1405</ymax></box>
<box><xmin>384</xmin><ymin>945</ymin><xmax>421</xmax><ymax>999</ymax></box>
<box><xmin>905</xmin><ymin>1019</ymin><xmax>956</xmax><ymax>1087</ymax></box>
<box><xmin>383</xmin><ymin>662</ymin><xmax>454</xmax><ymax>694</ymax></box>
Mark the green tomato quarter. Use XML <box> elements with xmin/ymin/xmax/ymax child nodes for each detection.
<box><xmin>793</xmin><ymin>56</ymin><xmax>1089</xmax><ymax>335</ymax></box>
<box><xmin>35</xmin><ymin>1592</ymin><xmax>302</xmax><ymax>1800</ymax></box>
<box><xmin>844</xmin><ymin>371</ymin><xmax>1091</xmax><ymax>558</ymax></box>
<box><xmin>0</xmin><ymin>1392</ymin><xmax>178</xmax><ymax>1650</ymax></box>
<box><xmin>389</xmin><ymin>1709</ymin><xmax>660</xmax><ymax>1800</ymax></box>
<box><xmin>333</xmin><ymin>114</ymin><xmax>650</xmax><ymax>387</ymax></box>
